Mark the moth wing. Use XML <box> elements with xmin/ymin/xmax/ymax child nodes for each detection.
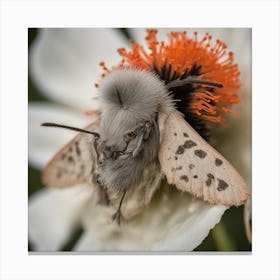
<box><xmin>159</xmin><ymin>112</ymin><xmax>249</xmax><ymax>206</ymax></box>
<box><xmin>42</xmin><ymin>121</ymin><xmax>99</xmax><ymax>188</ymax></box>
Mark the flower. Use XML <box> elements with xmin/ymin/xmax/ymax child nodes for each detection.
<box><xmin>103</xmin><ymin>29</ymin><xmax>240</xmax><ymax>123</ymax></box>
<box><xmin>28</xmin><ymin>28</ymin><xmax>251</xmax><ymax>251</ymax></box>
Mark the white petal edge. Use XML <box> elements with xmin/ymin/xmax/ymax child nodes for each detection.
<box><xmin>152</xmin><ymin>204</ymin><xmax>227</xmax><ymax>250</ymax></box>
<box><xmin>74</xmin><ymin>186</ymin><xmax>227</xmax><ymax>251</ymax></box>
<box><xmin>29</xmin><ymin>28</ymin><xmax>129</xmax><ymax>110</ymax></box>
<box><xmin>29</xmin><ymin>102</ymin><xmax>97</xmax><ymax>169</ymax></box>
<box><xmin>29</xmin><ymin>185</ymin><xmax>93</xmax><ymax>251</ymax></box>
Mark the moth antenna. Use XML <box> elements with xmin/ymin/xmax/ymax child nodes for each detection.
<box><xmin>166</xmin><ymin>76</ymin><xmax>223</xmax><ymax>89</ymax></box>
<box><xmin>41</xmin><ymin>122</ymin><xmax>100</xmax><ymax>138</ymax></box>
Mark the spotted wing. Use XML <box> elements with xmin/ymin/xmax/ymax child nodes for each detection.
<box><xmin>159</xmin><ymin>112</ymin><xmax>249</xmax><ymax>206</ymax></box>
<box><xmin>42</xmin><ymin>121</ymin><xmax>98</xmax><ymax>188</ymax></box>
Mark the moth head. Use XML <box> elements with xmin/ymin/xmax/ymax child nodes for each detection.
<box><xmin>98</xmin><ymin>67</ymin><xmax>174</xmax><ymax>122</ymax></box>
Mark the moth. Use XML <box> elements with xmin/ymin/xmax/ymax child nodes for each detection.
<box><xmin>42</xmin><ymin>67</ymin><xmax>249</xmax><ymax>224</ymax></box>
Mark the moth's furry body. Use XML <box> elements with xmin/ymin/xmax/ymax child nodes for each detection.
<box><xmin>95</xmin><ymin>68</ymin><xmax>174</xmax><ymax>196</ymax></box>
<box><xmin>43</xmin><ymin>68</ymin><xmax>249</xmax><ymax>224</ymax></box>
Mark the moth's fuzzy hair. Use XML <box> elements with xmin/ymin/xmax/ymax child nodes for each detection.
<box><xmin>96</xmin><ymin>68</ymin><xmax>175</xmax><ymax>193</ymax></box>
<box><xmin>99</xmin><ymin>67</ymin><xmax>174</xmax><ymax>116</ymax></box>
<box><xmin>98</xmin><ymin>68</ymin><xmax>174</xmax><ymax>143</ymax></box>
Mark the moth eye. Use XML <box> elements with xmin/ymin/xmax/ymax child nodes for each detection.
<box><xmin>124</xmin><ymin>131</ymin><xmax>136</xmax><ymax>142</ymax></box>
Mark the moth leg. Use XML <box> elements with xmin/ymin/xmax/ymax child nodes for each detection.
<box><xmin>142</xmin><ymin>120</ymin><xmax>153</xmax><ymax>140</ymax></box>
<box><xmin>122</xmin><ymin>120</ymin><xmax>154</xmax><ymax>157</ymax></box>
<box><xmin>112</xmin><ymin>189</ymin><xmax>127</xmax><ymax>225</ymax></box>
<box><xmin>93</xmin><ymin>135</ymin><xmax>102</xmax><ymax>164</ymax></box>
<box><xmin>132</xmin><ymin>134</ymin><xmax>144</xmax><ymax>157</ymax></box>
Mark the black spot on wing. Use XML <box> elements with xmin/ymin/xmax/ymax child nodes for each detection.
<box><xmin>180</xmin><ymin>175</ymin><xmax>189</xmax><ymax>183</ymax></box>
<box><xmin>174</xmin><ymin>133</ymin><xmax>177</xmax><ymax>136</ymax></box>
<box><xmin>194</xmin><ymin>149</ymin><xmax>207</xmax><ymax>159</ymax></box>
<box><xmin>75</xmin><ymin>141</ymin><xmax>81</xmax><ymax>156</ymax></box>
<box><xmin>176</xmin><ymin>145</ymin><xmax>185</xmax><ymax>155</ymax></box>
<box><xmin>172</xmin><ymin>166</ymin><xmax>183</xmax><ymax>172</ymax></box>
<box><xmin>217</xmin><ymin>179</ymin><xmax>229</xmax><ymax>191</ymax></box>
<box><xmin>68</xmin><ymin>156</ymin><xmax>74</xmax><ymax>163</ymax></box>
<box><xmin>193</xmin><ymin>175</ymin><xmax>198</xmax><ymax>179</ymax></box>
<box><xmin>77</xmin><ymin>164</ymin><xmax>86</xmax><ymax>179</ymax></box>
<box><xmin>215</xmin><ymin>158</ymin><xmax>223</xmax><ymax>166</ymax></box>
<box><xmin>183</xmin><ymin>133</ymin><xmax>189</xmax><ymax>137</ymax></box>
<box><xmin>189</xmin><ymin>164</ymin><xmax>195</xmax><ymax>169</ymax></box>
<box><xmin>205</xmin><ymin>178</ymin><xmax>211</xmax><ymax>186</ymax></box>
<box><xmin>183</xmin><ymin>140</ymin><xmax>197</xmax><ymax>149</ymax></box>
<box><xmin>205</xmin><ymin>173</ymin><xmax>215</xmax><ymax>187</ymax></box>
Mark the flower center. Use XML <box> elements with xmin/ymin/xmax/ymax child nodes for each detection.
<box><xmin>96</xmin><ymin>29</ymin><xmax>241</xmax><ymax>134</ymax></box>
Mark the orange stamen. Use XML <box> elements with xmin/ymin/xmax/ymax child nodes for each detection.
<box><xmin>97</xmin><ymin>29</ymin><xmax>241</xmax><ymax>124</ymax></box>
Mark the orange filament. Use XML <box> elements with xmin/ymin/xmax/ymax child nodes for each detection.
<box><xmin>98</xmin><ymin>29</ymin><xmax>241</xmax><ymax>124</ymax></box>
<box><xmin>99</xmin><ymin>61</ymin><xmax>110</xmax><ymax>73</ymax></box>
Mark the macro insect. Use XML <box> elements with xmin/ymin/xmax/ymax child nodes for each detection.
<box><xmin>42</xmin><ymin>29</ymin><xmax>250</xmax><ymax>224</ymax></box>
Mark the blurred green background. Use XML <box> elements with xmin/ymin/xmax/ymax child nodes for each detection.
<box><xmin>28</xmin><ymin>28</ymin><xmax>251</xmax><ymax>252</ymax></box>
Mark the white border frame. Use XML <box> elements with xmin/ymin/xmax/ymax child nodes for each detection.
<box><xmin>1</xmin><ymin>0</ymin><xmax>279</xmax><ymax>279</ymax></box>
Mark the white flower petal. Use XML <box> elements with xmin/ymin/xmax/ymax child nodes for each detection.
<box><xmin>29</xmin><ymin>102</ymin><xmax>95</xmax><ymax>169</ymax></box>
<box><xmin>244</xmin><ymin>197</ymin><xmax>252</xmax><ymax>242</ymax></box>
<box><xmin>151</xmin><ymin>203</ymin><xmax>226</xmax><ymax>250</ymax></box>
<box><xmin>129</xmin><ymin>28</ymin><xmax>146</xmax><ymax>44</ymax></box>
<box><xmin>130</xmin><ymin>28</ymin><xmax>195</xmax><ymax>52</ymax></box>
<box><xmin>75</xmin><ymin>186</ymin><xmax>227</xmax><ymax>251</ymax></box>
<box><xmin>29</xmin><ymin>28</ymin><xmax>129</xmax><ymax>110</ymax></box>
<box><xmin>29</xmin><ymin>185</ymin><xmax>93</xmax><ymax>251</ymax></box>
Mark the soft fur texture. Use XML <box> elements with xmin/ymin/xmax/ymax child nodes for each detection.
<box><xmin>96</xmin><ymin>68</ymin><xmax>174</xmax><ymax>194</ymax></box>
